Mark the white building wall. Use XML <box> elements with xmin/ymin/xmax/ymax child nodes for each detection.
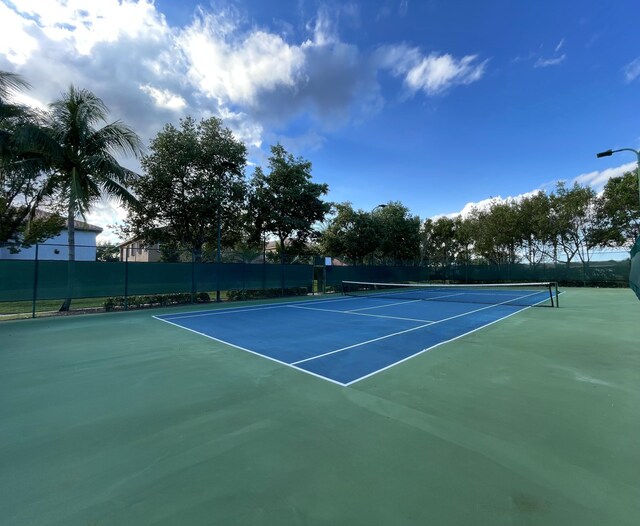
<box><xmin>0</xmin><ymin>230</ymin><xmax>98</xmax><ymax>261</ymax></box>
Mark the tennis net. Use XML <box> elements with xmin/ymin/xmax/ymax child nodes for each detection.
<box><xmin>341</xmin><ymin>281</ymin><xmax>559</xmax><ymax>307</ymax></box>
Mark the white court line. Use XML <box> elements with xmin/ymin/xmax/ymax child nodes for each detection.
<box><xmin>352</xmin><ymin>291</ymin><xmax>466</xmax><ymax>304</ymax></box>
<box><xmin>287</xmin><ymin>304</ymin><xmax>434</xmax><ymax>324</ymax></box>
<box><xmin>155</xmin><ymin>288</ymin><xmax>556</xmax><ymax>387</ymax></box>
<box><xmin>159</xmin><ymin>295</ymin><xmax>359</xmax><ymax>320</ymax></box>
<box><xmin>346</xmin><ymin>299</ymin><xmax>423</xmax><ymax>311</ymax></box>
<box><xmin>291</xmin><ymin>322</ymin><xmax>434</xmax><ymax>365</ymax></box>
<box><xmin>344</xmin><ymin>290</ymin><xmax>554</xmax><ymax>385</ymax></box>
<box><xmin>293</xmin><ymin>291</ymin><xmax>543</xmax><ymax>368</ymax></box>
<box><xmin>152</xmin><ymin>315</ymin><xmax>348</xmax><ymax>386</ymax></box>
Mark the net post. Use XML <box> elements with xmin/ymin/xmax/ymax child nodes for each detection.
<box><xmin>555</xmin><ymin>282</ymin><xmax>559</xmax><ymax>308</ymax></box>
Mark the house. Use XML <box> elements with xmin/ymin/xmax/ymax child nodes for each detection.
<box><xmin>118</xmin><ymin>238</ymin><xmax>162</xmax><ymax>262</ymax></box>
<box><xmin>0</xmin><ymin>214</ymin><xmax>103</xmax><ymax>261</ymax></box>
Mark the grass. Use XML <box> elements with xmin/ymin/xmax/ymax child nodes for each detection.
<box><xmin>0</xmin><ymin>297</ymin><xmax>108</xmax><ymax>318</ymax></box>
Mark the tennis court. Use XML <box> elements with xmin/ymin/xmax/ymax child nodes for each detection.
<box><xmin>1</xmin><ymin>287</ymin><xmax>639</xmax><ymax>525</ymax></box>
<box><xmin>155</xmin><ymin>282</ymin><xmax>559</xmax><ymax>385</ymax></box>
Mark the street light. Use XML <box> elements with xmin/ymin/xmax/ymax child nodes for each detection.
<box><xmin>596</xmin><ymin>148</ymin><xmax>640</xmax><ymax>204</ymax></box>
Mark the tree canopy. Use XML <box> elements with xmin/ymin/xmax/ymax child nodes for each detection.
<box><xmin>44</xmin><ymin>85</ymin><xmax>143</xmax><ymax>262</ymax></box>
<box><xmin>250</xmin><ymin>144</ymin><xmax>330</xmax><ymax>261</ymax></box>
<box><xmin>0</xmin><ymin>71</ymin><xmax>64</xmax><ymax>246</ymax></box>
<box><xmin>121</xmin><ymin>116</ymin><xmax>247</xmax><ymax>259</ymax></box>
<box><xmin>321</xmin><ymin>203</ymin><xmax>379</xmax><ymax>264</ymax></box>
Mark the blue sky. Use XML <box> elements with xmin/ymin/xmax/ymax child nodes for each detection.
<box><xmin>1</xmin><ymin>0</ymin><xmax>639</xmax><ymax>242</ymax></box>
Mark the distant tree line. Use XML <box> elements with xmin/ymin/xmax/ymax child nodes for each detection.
<box><xmin>323</xmin><ymin>176</ymin><xmax>638</xmax><ymax>271</ymax></box>
<box><xmin>2</xmin><ymin>69</ymin><xmax>639</xmax><ymax>285</ymax></box>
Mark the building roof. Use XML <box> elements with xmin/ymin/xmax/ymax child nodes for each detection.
<box><xmin>35</xmin><ymin>210</ymin><xmax>103</xmax><ymax>233</ymax></box>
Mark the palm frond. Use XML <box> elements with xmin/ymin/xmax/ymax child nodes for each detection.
<box><xmin>89</xmin><ymin>121</ymin><xmax>145</xmax><ymax>159</ymax></box>
<box><xmin>0</xmin><ymin>71</ymin><xmax>31</xmax><ymax>101</ymax></box>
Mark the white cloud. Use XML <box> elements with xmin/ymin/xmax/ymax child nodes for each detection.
<box><xmin>7</xmin><ymin>0</ymin><xmax>166</xmax><ymax>56</ymax></box>
<box><xmin>534</xmin><ymin>54</ymin><xmax>566</xmax><ymax>68</ymax></box>
<box><xmin>450</xmin><ymin>191</ymin><xmax>542</xmax><ymax>219</ymax></box>
<box><xmin>406</xmin><ymin>54</ymin><xmax>486</xmax><ymax>94</ymax></box>
<box><xmin>376</xmin><ymin>44</ymin><xmax>487</xmax><ymax>95</ymax></box>
<box><xmin>623</xmin><ymin>57</ymin><xmax>640</xmax><ymax>83</ymax></box>
<box><xmin>0</xmin><ymin>2</ymin><xmax>39</xmax><ymax>64</ymax></box>
<box><xmin>305</xmin><ymin>6</ymin><xmax>340</xmax><ymax>46</ymax></box>
<box><xmin>438</xmin><ymin>163</ymin><xmax>635</xmax><ymax>219</ymax></box>
<box><xmin>571</xmin><ymin>161</ymin><xmax>636</xmax><ymax>192</ymax></box>
<box><xmin>178</xmin><ymin>10</ymin><xmax>305</xmax><ymax>107</ymax></box>
<box><xmin>139</xmin><ymin>85</ymin><xmax>186</xmax><ymax>111</ymax></box>
<box><xmin>0</xmin><ymin>0</ymin><xmax>486</xmax><ymax>240</ymax></box>
<box><xmin>12</xmin><ymin>91</ymin><xmax>48</xmax><ymax>112</ymax></box>
<box><xmin>86</xmin><ymin>199</ymin><xmax>129</xmax><ymax>244</ymax></box>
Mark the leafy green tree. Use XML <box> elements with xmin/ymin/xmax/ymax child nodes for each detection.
<box><xmin>517</xmin><ymin>192</ymin><xmax>553</xmax><ymax>266</ymax></box>
<box><xmin>0</xmin><ymin>71</ymin><xmax>63</xmax><ymax>246</ymax></box>
<box><xmin>320</xmin><ymin>202</ymin><xmax>380</xmax><ymax>264</ymax></box>
<box><xmin>376</xmin><ymin>201</ymin><xmax>421</xmax><ymax>264</ymax></box>
<box><xmin>591</xmin><ymin>171</ymin><xmax>640</xmax><ymax>248</ymax></box>
<box><xmin>455</xmin><ymin>215</ymin><xmax>475</xmax><ymax>264</ymax></box>
<box><xmin>466</xmin><ymin>199</ymin><xmax>521</xmax><ymax>266</ymax></box>
<box><xmin>549</xmin><ymin>182</ymin><xmax>598</xmax><ymax>269</ymax></box>
<box><xmin>96</xmin><ymin>242</ymin><xmax>120</xmax><ymax>262</ymax></box>
<box><xmin>122</xmin><ymin>116</ymin><xmax>247</xmax><ymax>260</ymax></box>
<box><xmin>250</xmin><ymin>144</ymin><xmax>330</xmax><ymax>263</ymax></box>
<box><xmin>420</xmin><ymin>216</ymin><xmax>462</xmax><ymax>267</ymax></box>
<box><xmin>45</xmin><ymin>85</ymin><xmax>144</xmax><ymax>310</ymax></box>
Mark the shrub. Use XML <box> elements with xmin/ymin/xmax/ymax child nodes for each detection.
<box><xmin>102</xmin><ymin>292</ymin><xmax>211</xmax><ymax>311</ymax></box>
<box><xmin>226</xmin><ymin>287</ymin><xmax>309</xmax><ymax>301</ymax></box>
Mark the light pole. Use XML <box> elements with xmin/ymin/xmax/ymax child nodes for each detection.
<box><xmin>596</xmin><ymin>148</ymin><xmax>640</xmax><ymax>204</ymax></box>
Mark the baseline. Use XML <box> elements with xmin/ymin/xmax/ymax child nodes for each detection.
<box><xmin>153</xmin><ymin>315</ymin><xmax>347</xmax><ymax>386</ymax></box>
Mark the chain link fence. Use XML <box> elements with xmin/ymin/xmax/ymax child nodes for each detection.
<box><xmin>0</xmin><ymin>243</ymin><xmax>632</xmax><ymax>318</ymax></box>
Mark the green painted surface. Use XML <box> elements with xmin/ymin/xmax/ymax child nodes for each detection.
<box><xmin>1</xmin><ymin>288</ymin><xmax>638</xmax><ymax>525</ymax></box>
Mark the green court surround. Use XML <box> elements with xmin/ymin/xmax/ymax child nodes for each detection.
<box><xmin>1</xmin><ymin>288</ymin><xmax>638</xmax><ymax>525</ymax></box>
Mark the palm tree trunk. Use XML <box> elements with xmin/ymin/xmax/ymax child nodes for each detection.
<box><xmin>59</xmin><ymin>206</ymin><xmax>75</xmax><ymax>312</ymax></box>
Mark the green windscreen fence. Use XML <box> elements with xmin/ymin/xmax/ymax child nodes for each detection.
<box><xmin>0</xmin><ymin>260</ymin><xmax>36</xmax><ymax>301</ymax></box>
<box><xmin>630</xmin><ymin>236</ymin><xmax>640</xmax><ymax>301</ymax></box>
<box><xmin>0</xmin><ymin>257</ymin><xmax>632</xmax><ymax>309</ymax></box>
<box><xmin>0</xmin><ymin>260</ymin><xmax>315</xmax><ymax>304</ymax></box>
<box><xmin>326</xmin><ymin>265</ymin><xmax>428</xmax><ymax>288</ymax></box>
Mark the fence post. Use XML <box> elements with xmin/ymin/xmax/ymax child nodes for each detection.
<box><xmin>262</xmin><ymin>254</ymin><xmax>266</xmax><ymax>294</ymax></box>
<box><xmin>31</xmin><ymin>244</ymin><xmax>39</xmax><ymax>318</ymax></box>
<box><xmin>124</xmin><ymin>247</ymin><xmax>129</xmax><ymax>310</ymax></box>
<box><xmin>281</xmin><ymin>255</ymin><xmax>285</xmax><ymax>297</ymax></box>
<box><xmin>191</xmin><ymin>249</ymin><xmax>195</xmax><ymax>304</ymax></box>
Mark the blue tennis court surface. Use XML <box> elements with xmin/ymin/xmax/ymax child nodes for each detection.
<box><xmin>154</xmin><ymin>291</ymin><xmax>551</xmax><ymax>386</ymax></box>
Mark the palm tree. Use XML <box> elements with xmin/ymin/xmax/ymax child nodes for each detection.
<box><xmin>1</xmin><ymin>71</ymin><xmax>35</xmax><ymax>241</ymax></box>
<box><xmin>1</xmin><ymin>71</ymin><xmax>61</xmax><ymax>245</ymax></box>
<box><xmin>45</xmin><ymin>85</ymin><xmax>144</xmax><ymax>310</ymax></box>
<box><xmin>0</xmin><ymin>71</ymin><xmax>31</xmax><ymax>126</ymax></box>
